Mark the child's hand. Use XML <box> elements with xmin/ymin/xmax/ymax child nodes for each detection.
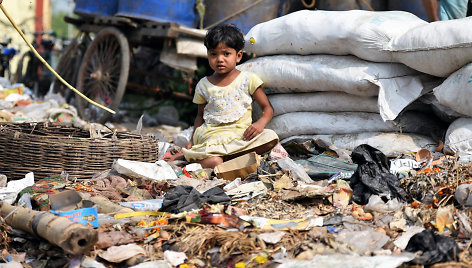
<box><xmin>184</xmin><ymin>141</ymin><xmax>193</xmax><ymax>149</ymax></box>
<box><xmin>244</xmin><ymin>122</ymin><xmax>264</xmax><ymax>141</ymax></box>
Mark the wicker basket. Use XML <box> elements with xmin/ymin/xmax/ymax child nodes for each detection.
<box><xmin>0</xmin><ymin>122</ymin><xmax>160</xmax><ymax>180</ymax></box>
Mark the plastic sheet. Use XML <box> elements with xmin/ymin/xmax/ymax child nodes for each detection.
<box><xmin>405</xmin><ymin>229</ymin><xmax>460</xmax><ymax>265</ymax></box>
<box><xmin>349</xmin><ymin>144</ymin><xmax>408</xmax><ymax>205</ymax></box>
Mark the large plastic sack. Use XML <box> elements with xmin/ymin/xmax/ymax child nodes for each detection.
<box><xmin>444</xmin><ymin>118</ymin><xmax>472</xmax><ymax>162</ymax></box>
<box><xmin>239</xmin><ymin>54</ymin><xmax>429</xmax><ymax>121</ymax></box>
<box><xmin>388</xmin><ymin>17</ymin><xmax>472</xmax><ymax>77</ymax></box>
<box><xmin>280</xmin><ymin>132</ymin><xmax>437</xmax><ymax>155</ymax></box>
<box><xmin>253</xmin><ymin>92</ymin><xmax>379</xmax><ymax>119</ymax></box>
<box><xmin>244</xmin><ymin>10</ymin><xmax>426</xmax><ymax>62</ymax></box>
<box><xmin>433</xmin><ymin>63</ymin><xmax>472</xmax><ymax>117</ymax></box>
<box><xmin>238</xmin><ymin>55</ymin><xmax>420</xmax><ymax>97</ymax></box>
<box><xmin>267</xmin><ymin>112</ymin><xmax>395</xmax><ymax>139</ymax></box>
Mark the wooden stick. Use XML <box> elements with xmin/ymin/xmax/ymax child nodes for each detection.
<box><xmin>0</xmin><ymin>202</ymin><xmax>98</xmax><ymax>256</ymax></box>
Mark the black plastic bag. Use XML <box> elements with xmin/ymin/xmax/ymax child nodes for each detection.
<box><xmin>349</xmin><ymin>144</ymin><xmax>408</xmax><ymax>205</ymax></box>
<box><xmin>405</xmin><ymin>229</ymin><xmax>460</xmax><ymax>265</ymax></box>
<box><xmin>159</xmin><ymin>185</ymin><xmax>230</xmax><ymax>213</ymax></box>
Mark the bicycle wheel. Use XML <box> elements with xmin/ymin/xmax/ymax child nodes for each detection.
<box><xmin>76</xmin><ymin>27</ymin><xmax>130</xmax><ymax>123</ymax></box>
<box><xmin>53</xmin><ymin>38</ymin><xmax>79</xmax><ymax>96</ymax></box>
<box><xmin>54</xmin><ymin>33</ymin><xmax>91</xmax><ymax>102</ymax></box>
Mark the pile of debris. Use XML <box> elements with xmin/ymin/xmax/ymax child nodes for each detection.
<box><xmin>1</xmin><ymin>127</ymin><xmax>472</xmax><ymax>267</ymax></box>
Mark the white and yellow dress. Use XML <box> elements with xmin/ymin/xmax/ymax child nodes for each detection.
<box><xmin>182</xmin><ymin>71</ymin><xmax>279</xmax><ymax>162</ymax></box>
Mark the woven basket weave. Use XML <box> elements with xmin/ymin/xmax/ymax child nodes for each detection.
<box><xmin>0</xmin><ymin>122</ymin><xmax>160</xmax><ymax>180</ymax></box>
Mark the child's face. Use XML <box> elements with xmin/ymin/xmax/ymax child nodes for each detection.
<box><xmin>207</xmin><ymin>42</ymin><xmax>243</xmax><ymax>76</ymax></box>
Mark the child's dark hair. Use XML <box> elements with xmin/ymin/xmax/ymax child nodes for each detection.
<box><xmin>204</xmin><ymin>24</ymin><xmax>245</xmax><ymax>51</ymax></box>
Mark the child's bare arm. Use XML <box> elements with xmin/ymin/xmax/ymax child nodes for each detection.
<box><xmin>243</xmin><ymin>87</ymin><xmax>273</xmax><ymax>141</ymax></box>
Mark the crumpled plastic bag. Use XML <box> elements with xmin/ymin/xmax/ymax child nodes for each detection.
<box><xmin>0</xmin><ymin>172</ymin><xmax>34</xmax><ymax>204</ymax></box>
<box><xmin>159</xmin><ymin>185</ymin><xmax>230</xmax><ymax>213</ymax></box>
<box><xmin>405</xmin><ymin>229</ymin><xmax>460</xmax><ymax>265</ymax></box>
<box><xmin>349</xmin><ymin>144</ymin><xmax>408</xmax><ymax>205</ymax></box>
<box><xmin>277</xmin><ymin>157</ymin><xmax>313</xmax><ymax>184</ymax></box>
<box><xmin>113</xmin><ymin>159</ymin><xmax>177</xmax><ymax>181</ymax></box>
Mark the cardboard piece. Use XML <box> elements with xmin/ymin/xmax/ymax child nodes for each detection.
<box><xmin>214</xmin><ymin>152</ymin><xmax>260</xmax><ymax>181</ymax></box>
<box><xmin>49</xmin><ymin>190</ymin><xmax>99</xmax><ymax>228</ymax></box>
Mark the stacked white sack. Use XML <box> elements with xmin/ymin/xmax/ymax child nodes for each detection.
<box><xmin>238</xmin><ymin>10</ymin><xmax>442</xmax><ymax>152</ymax></box>
<box><xmin>238</xmin><ymin>54</ymin><xmax>428</xmax><ymax>121</ymax></box>
<box><xmin>387</xmin><ymin>17</ymin><xmax>472</xmax><ymax>77</ymax></box>
<box><xmin>245</xmin><ymin>10</ymin><xmax>472</xmax><ymax>77</ymax></box>
<box><xmin>244</xmin><ymin>10</ymin><xmax>426</xmax><ymax>62</ymax></box>
<box><xmin>434</xmin><ymin>63</ymin><xmax>472</xmax><ymax>117</ymax></box>
<box><xmin>237</xmin><ymin>55</ymin><xmax>437</xmax><ymax>148</ymax></box>
<box><xmin>433</xmin><ymin>64</ymin><xmax>472</xmax><ymax>162</ymax></box>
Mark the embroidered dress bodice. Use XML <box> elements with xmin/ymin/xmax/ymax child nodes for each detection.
<box><xmin>193</xmin><ymin>71</ymin><xmax>262</xmax><ymax>125</ymax></box>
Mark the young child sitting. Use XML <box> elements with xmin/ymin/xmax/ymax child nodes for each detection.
<box><xmin>182</xmin><ymin>25</ymin><xmax>279</xmax><ymax>168</ymax></box>
<box><xmin>178</xmin><ymin>24</ymin><xmax>279</xmax><ymax>169</ymax></box>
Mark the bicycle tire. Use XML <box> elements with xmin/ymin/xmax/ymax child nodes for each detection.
<box><xmin>76</xmin><ymin>27</ymin><xmax>130</xmax><ymax>124</ymax></box>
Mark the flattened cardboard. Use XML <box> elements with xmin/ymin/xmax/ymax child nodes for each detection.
<box><xmin>214</xmin><ymin>152</ymin><xmax>260</xmax><ymax>181</ymax></box>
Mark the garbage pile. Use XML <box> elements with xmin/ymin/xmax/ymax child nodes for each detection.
<box><xmin>0</xmin><ymin>77</ymin><xmax>86</xmax><ymax>126</ymax></box>
<box><xmin>0</xmin><ymin>121</ymin><xmax>471</xmax><ymax>267</ymax></box>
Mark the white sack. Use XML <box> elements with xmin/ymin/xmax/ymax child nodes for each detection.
<box><xmin>253</xmin><ymin>92</ymin><xmax>378</xmax><ymax>119</ymax></box>
<box><xmin>433</xmin><ymin>63</ymin><xmax>472</xmax><ymax>117</ymax></box>
<box><xmin>281</xmin><ymin>132</ymin><xmax>437</xmax><ymax>155</ymax></box>
<box><xmin>444</xmin><ymin>118</ymin><xmax>472</xmax><ymax>162</ymax></box>
<box><xmin>240</xmin><ymin>55</ymin><xmax>429</xmax><ymax>121</ymax></box>
<box><xmin>388</xmin><ymin>17</ymin><xmax>472</xmax><ymax>77</ymax></box>
<box><xmin>238</xmin><ymin>55</ymin><xmax>419</xmax><ymax>97</ymax></box>
<box><xmin>245</xmin><ymin>10</ymin><xmax>426</xmax><ymax>62</ymax></box>
<box><xmin>267</xmin><ymin>112</ymin><xmax>395</xmax><ymax>139</ymax></box>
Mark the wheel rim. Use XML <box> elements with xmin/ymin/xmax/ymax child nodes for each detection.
<box><xmin>53</xmin><ymin>38</ymin><xmax>79</xmax><ymax>97</ymax></box>
<box><xmin>76</xmin><ymin>27</ymin><xmax>130</xmax><ymax>123</ymax></box>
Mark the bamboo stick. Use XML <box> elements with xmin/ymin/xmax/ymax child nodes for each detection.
<box><xmin>0</xmin><ymin>202</ymin><xmax>98</xmax><ymax>256</ymax></box>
